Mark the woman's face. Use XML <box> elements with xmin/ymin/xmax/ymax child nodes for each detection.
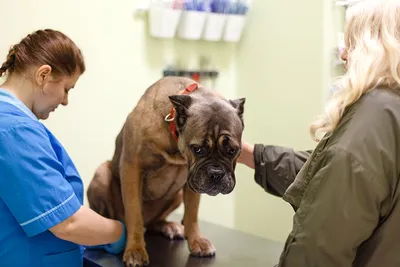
<box><xmin>33</xmin><ymin>68</ymin><xmax>81</xmax><ymax>120</ymax></box>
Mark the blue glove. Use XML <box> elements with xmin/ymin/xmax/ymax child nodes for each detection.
<box><xmin>85</xmin><ymin>221</ymin><xmax>127</xmax><ymax>255</ymax></box>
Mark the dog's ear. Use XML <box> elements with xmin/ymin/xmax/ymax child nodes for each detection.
<box><xmin>169</xmin><ymin>95</ymin><xmax>192</xmax><ymax>129</ymax></box>
<box><xmin>229</xmin><ymin>98</ymin><xmax>245</xmax><ymax>121</ymax></box>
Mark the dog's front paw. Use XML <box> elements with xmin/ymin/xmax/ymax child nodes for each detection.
<box><xmin>187</xmin><ymin>236</ymin><xmax>216</xmax><ymax>257</ymax></box>
<box><xmin>147</xmin><ymin>220</ymin><xmax>185</xmax><ymax>240</ymax></box>
<box><xmin>123</xmin><ymin>246</ymin><xmax>149</xmax><ymax>267</ymax></box>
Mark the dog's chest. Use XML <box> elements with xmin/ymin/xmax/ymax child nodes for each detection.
<box><xmin>142</xmin><ymin>164</ymin><xmax>188</xmax><ymax>201</ymax></box>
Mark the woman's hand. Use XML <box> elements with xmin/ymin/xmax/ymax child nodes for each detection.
<box><xmin>238</xmin><ymin>139</ymin><xmax>255</xmax><ymax>169</ymax></box>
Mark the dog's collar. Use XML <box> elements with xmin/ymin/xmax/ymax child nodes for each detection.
<box><xmin>165</xmin><ymin>83</ymin><xmax>199</xmax><ymax>141</ymax></box>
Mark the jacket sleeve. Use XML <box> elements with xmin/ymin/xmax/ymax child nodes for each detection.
<box><xmin>253</xmin><ymin>144</ymin><xmax>312</xmax><ymax>197</ymax></box>
<box><xmin>278</xmin><ymin>147</ymin><xmax>388</xmax><ymax>267</ymax></box>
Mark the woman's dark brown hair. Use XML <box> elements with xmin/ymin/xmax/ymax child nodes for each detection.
<box><xmin>0</xmin><ymin>29</ymin><xmax>85</xmax><ymax>78</ymax></box>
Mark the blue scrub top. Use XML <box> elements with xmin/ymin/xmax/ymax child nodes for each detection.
<box><xmin>0</xmin><ymin>88</ymin><xmax>84</xmax><ymax>267</ymax></box>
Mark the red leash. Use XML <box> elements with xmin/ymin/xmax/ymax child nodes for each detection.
<box><xmin>165</xmin><ymin>83</ymin><xmax>199</xmax><ymax>141</ymax></box>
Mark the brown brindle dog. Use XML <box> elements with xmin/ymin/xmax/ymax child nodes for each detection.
<box><xmin>86</xmin><ymin>76</ymin><xmax>245</xmax><ymax>267</ymax></box>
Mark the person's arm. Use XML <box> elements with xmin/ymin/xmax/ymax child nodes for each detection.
<box><xmin>0</xmin><ymin>122</ymin><xmax>124</xmax><ymax>250</ymax></box>
<box><xmin>278</xmin><ymin>147</ymin><xmax>388</xmax><ymax>267</ymax></box>
<box><xmin>49</xmin><ymin>205</ymin><xmax>123</xmax><ymax>246</ymax></box>
<box><xmin>238</xmin><ymin>140</ymin><xmax>312</xmax><ymax>197</ymax></box>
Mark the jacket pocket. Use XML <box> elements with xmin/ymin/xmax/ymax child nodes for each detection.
<box><xmin>42</xmin><ymin>247</ymin><xmax>82</xmax><ymax>267</ymax></box>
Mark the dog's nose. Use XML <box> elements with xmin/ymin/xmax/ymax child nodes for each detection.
<box><xmin>208</xmin><ymin>167</ymin><xmax>224</xmax><ymax>182</ymax></box>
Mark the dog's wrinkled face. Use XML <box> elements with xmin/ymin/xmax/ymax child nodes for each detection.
<box><xmin>169</xmin><ymin>92</ymin><xmax>245</xmax><ymax>196</ymax></box>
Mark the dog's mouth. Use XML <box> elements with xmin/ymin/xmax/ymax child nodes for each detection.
<box><xmin>188</xmin><ymin>181</ymin><xmax>221</xmax><ymax>196</ymax></box>
<box><xmin>206</xmin><ymin>187</ymin><xmax>221</xmax><ymax>196</ymax></box>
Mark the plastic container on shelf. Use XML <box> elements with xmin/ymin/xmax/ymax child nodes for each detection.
<box><xmin>223</xmin><ymin>14</ymin><xmax>246</xmax><ymax>42</ymax></box>
<box><xmin>177</xmin><ymin>9</ymin><xmax>207</xmax><ymax>40</ymax></box>
<box><xmin>148</xmin><ymin>2</ymin><xmax>182</xmax><ymax>39</ymax></box>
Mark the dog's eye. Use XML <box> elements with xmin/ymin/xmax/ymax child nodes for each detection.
<box><xmin>227</xmin><ymin>148</ymin><xmax>236</xmax><ymax>155</ymax></box>
<box><xmin>191</xmin><ymin>145</ymin><xmax>204</xmax><ymax>155</ymax></box>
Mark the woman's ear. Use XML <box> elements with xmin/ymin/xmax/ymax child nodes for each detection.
<box><xmin>35</xmin><ymin>65</ymin><xmax>52</xmax><ymax>86</ymax></box>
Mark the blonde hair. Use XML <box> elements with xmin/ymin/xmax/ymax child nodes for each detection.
<box><xmin>310</xmin><ymin>0</ymin><xmax>400</xmax><ymax>142</ymax></box>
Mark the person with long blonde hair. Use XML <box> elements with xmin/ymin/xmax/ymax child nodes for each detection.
<box><xmin>238</xmin><ymin>0</ymin><xmax>400</xmax><ymax>266</ymax></box>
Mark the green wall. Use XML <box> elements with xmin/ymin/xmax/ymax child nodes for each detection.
<box><xmin>233</xmin><ymin>0</ymin><xmax>330</xmax><ymax>242</ymax></box>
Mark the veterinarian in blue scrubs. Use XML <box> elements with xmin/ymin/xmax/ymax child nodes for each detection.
<box><xmin>0</xmin><ymin>29</ymin><xmax>126</xmax><ymax>267</ymax></box>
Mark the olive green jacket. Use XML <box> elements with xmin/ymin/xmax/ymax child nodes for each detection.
<box><xmin>254</xmin><ymin>88</ymin><xmax>400</xmax><ymax>267</ymax></box>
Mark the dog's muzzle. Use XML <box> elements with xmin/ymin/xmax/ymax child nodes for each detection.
<box><xmin>188</xmin><ymin>163</ymin><xmax>235</xmax><ymax>196</ymax></box>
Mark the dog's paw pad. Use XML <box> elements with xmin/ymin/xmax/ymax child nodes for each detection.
<box><xmin>188</xmin><ymin>237</ymin><xmax>216</xmax><ymax>257</ymax></box>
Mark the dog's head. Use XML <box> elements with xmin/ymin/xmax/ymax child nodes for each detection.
<box><xmin>169</xmin><ymin>92</ymin><xmax>245</xmax><ymax>196</ymax></box>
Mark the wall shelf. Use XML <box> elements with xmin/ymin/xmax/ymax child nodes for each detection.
<box><xmin>135</xmin><ymin>0</ymin><xmax>250</xmax><ymax>43</ymax></box>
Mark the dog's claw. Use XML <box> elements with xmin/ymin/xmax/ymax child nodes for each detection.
<box><xmin>148</xmin><ymin>221</ymin><xmax>185</xmax><ymax>240</ymax></box>
<box><xmin>123</xmin><ymin>247</ymin><xmax>149</xmax><ymax>267</ymax></box>
<box><xmin>188</xmin><ymin>236</ymin><xmax>216</xmax><ymax>257</ymax></box>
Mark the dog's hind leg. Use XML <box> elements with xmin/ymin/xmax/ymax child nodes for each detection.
<box><xmin>146</xmin><ymin>189</ymin><xmax>185</xmax><ymax>240</ymax></box>
<box><xmin>87</xmin><ymin>161</ymin><xmax>116</xmax><ymax>219</ymax></box>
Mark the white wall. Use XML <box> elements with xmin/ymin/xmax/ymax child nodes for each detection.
<box><xmin>0</xmin><ymin>0</ymin><xmax>239</xmax><ymax>229</ymax></box>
